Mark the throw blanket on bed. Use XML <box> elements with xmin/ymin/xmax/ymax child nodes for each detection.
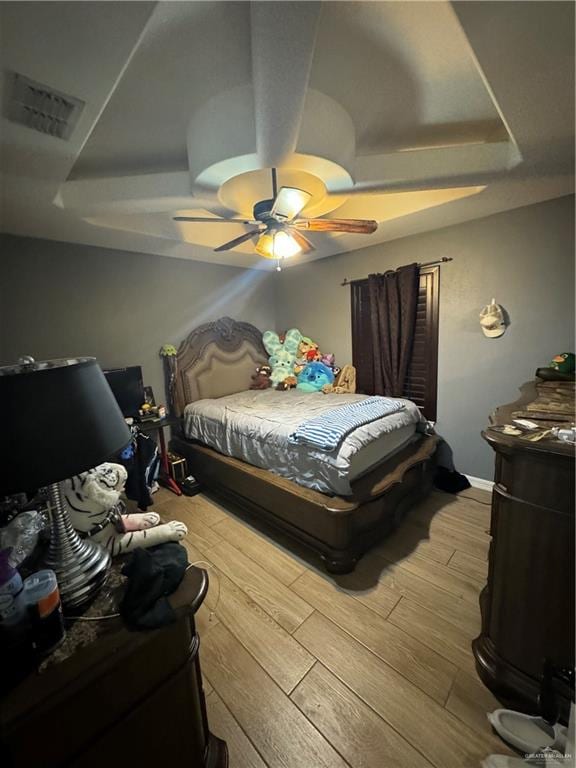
<box><xmin>288</xmin><ymin>396</ymin><xmax>406</xmax><ymax>451</ymax></box>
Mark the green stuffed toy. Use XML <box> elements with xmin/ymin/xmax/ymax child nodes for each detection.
<box><xmin>550</xmin><ymin>353</ymin><xmax>575</xmax><ymax>374</ymax></box>
<box><xmin>536</xmin><ymin>352</ymin><xmax>575</xmax><ymax>381</ymax></box>
<box><xmin>262</xmin><ymin>329</ymin><xmax>302</xmax><ymax>387</ymax></box>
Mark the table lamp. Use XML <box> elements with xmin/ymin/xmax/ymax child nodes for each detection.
<box><xmin>0</xmin><ymin>357</ymin><xmax>131</xmax><ymax>610</ymax></box>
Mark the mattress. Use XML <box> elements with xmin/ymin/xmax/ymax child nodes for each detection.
<box><xmin>183</xmin><ymin>389</ymin><xmax>423</xmax><ymax>496</ymax></box>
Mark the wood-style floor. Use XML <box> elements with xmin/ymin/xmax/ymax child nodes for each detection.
<box><xmin>155</xmin><ymin>485</ymin><xmax>512</xmax><ymax>768</ymax></box>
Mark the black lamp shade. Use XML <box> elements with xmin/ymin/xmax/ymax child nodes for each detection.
<box><xmin>0</xmin><ymin>358</ymin><xmax>131</xmax><ymax>496</ymax></box>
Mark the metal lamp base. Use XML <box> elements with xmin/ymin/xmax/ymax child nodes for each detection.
<box><xmin>43</xmin><ymin>483</ymin><xmax>111</xmax><ymax>612</ymax></box>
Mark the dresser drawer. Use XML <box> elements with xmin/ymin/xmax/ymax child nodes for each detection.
<box><xmin>2</xmin><ymin>617</ymin><xmax>198</xmax><ymax>767</ymax></box>
<box><xmin>488</xmin><ymin>487</ymin><xmax>574</xmax><ymax>678</ymax></box>
<box><xmin>495</xmin><ymin>450</ymin><xmax>574</xmax><ymax>514</ymax></box>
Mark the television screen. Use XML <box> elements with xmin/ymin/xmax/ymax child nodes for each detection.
<box><xmin>104</xmin><ymin>366</ymin><xmax>145</xmax><ymax>418</ymax></box>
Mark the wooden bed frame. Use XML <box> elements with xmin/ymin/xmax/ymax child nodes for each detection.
<box><xmin>169</xmin><ymin>316</ymin><xmax>438</xmax><ymax>573</ymax></box>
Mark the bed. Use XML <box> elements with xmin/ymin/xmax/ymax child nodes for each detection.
<box><xmin>169</xmin><ymin>316</ymin><xmax>438</xmax><ymax>573</ymax></box>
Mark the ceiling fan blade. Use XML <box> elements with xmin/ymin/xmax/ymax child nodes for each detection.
<box><xmin>270</xmin><ymin>187</ymin><xmax>312</xmax><ymax>222</ymax></box>
<box><xmin>288</xmin><ymin>228</ymin><xmax>316</xmax><ymax>254</ymax></box>
<box><xmin>294</xmin><ymin>218</ymin><xmax>378</xmax><ymax>234</ymax></box>
<box><xmin>174</xmin><ymin>216</ymin><xmax>257</xmax><ymax>224</ymax></box>
<box><xmin>214</xmin><ymin>230</ymin><xmax>261</xmax><ymax>252</ymax></box>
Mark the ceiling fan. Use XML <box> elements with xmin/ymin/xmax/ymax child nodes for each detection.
<box><xmin>173</xmin><ymin>168</ymin><xmax>377</xmax><ymax>261</ymax></box>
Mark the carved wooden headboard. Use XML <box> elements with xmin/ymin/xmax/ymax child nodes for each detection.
<box><xmin>172</xmin><ymin>317</ymin><xmax>268</xmax><ymax>416</ymax></box>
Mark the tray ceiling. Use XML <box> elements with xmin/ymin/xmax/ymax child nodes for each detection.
<box><xmin>0</xmin><ymin>1</ymin><xmax>573</xmax><ymax>269</ymax></box>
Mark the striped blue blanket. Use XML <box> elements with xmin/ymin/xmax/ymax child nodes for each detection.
<box><xmin>288</xmin><ymin>396</ymin><xmax>406</xmax><ymax>451</ymax></box>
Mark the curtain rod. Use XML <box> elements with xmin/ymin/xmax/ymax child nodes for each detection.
<box><xmin>340</xmin><ymin>257</ymin><xmax>453</xmax><ymax>286</ymax></box>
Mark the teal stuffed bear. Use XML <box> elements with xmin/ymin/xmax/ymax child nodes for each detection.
<box><xmin>262</xmin><ymin>329</ymin><xmax>302</xmax><ymax>386</ymax></box>
<box><xmin>296</xmin><ymin>361</ymin><xmax>335</xmax><ymax>392</ymax></box>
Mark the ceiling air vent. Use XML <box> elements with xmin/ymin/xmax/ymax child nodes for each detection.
<box><xmin>5</xmin><ymin>73</ymin><xmax>85</xmax><ymax>140</ymax></box>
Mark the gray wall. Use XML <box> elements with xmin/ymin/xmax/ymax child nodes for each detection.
<box><xmin>0</xmin><ymin>235</ymin><xmax>276</xmax><ymax>404</ymax></box>
<box><xmin>1</xmin><ymin>196</ymin><xmax>573</xmax><ymax>480</ymax></box>
<box><xmin>275</xmin><ymin>196</ymin><xmax>575</xmax><ymax>480</ymax></box>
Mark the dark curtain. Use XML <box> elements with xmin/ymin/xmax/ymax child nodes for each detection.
<box><xmin>366</xmin><ymin>263</ymin><xmax>419</xmax><ymax>397</ymax></box>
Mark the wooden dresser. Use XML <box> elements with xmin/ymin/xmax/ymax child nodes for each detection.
<box><xmin>473</xmin><ymin>378</ymin><xmax>575</xmax><ymax>719</ymax></box>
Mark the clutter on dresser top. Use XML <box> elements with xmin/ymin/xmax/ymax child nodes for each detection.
<box><xmin>487</xmin><ymin>353</ymin><xmax>575</xmax><ymax>444</ymax></box>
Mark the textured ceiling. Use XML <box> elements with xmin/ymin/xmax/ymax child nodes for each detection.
<box><xmin>0</xmin><ymin>1</ymin><xmax>573</xmax><ymax>269</ymax></box>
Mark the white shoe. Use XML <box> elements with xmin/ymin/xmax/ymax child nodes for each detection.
<box><xmin>487</xmin><ymin>709</ymin><xmax>568</xmax><ymax>754</ymax></box>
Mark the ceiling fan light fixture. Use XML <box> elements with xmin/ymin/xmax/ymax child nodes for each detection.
<box><xmin>270</xmin><ymin>187</ymin><xmax>312</xmax><ymax>221</ymax></box>
<box><xmin>255</xmin><ymin>232</ymin><xmax>273</xmax><ymax>258</ymax></box>
<box><xmin>274</xmin><ymin>230</ymin><xmax>301</xmax><ymax>258</ymax></box>
<box><xmin>255</xmin><ymin>230</ymin><xmax>301</xmax><ymax>259</ymax></box>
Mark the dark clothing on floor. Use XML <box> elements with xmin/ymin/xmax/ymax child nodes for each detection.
<box><xmin>434</xmin><ymin>465</ymin><xmax>471</xmax><ymax>494</ymax></box>
<box><xmin>433</xmin><ymin>436</ymin><xmax>472</xmax><ymax>494</ymax></box>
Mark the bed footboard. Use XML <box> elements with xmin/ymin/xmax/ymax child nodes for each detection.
<box><xmin>170</xmin><ymin>433</ymin><xmax>438</xmax><ymax>573</ymax></box>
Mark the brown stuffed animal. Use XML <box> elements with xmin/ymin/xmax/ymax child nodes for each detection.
<box><xmin>276</xmin><ymin>375</ymin><xmax>297</xmax><ymax>391</ymax></box>
<box><xmin>250</xmin><ymin>364</ymin><xmax>272</xmax><ymax>390</ymax></box>
<box><xmin>322</xmin><ymin>364</ymin><xmax>356</xmax><ymax>394</ymax></box>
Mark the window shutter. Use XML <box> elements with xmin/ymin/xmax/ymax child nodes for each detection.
<box><xmin>403</xmin><ymin>266</ymin><xmax>439</xmax><ymax>420</ymax></box>
<box><xmin>350</xmin><ymin>265</ymin><xmax>439</xmax><ymax>420</ymax></box>
<box><xmin>351</xmin><ymin>281</ymin><xmax>374</xmax><ymax>395</ymax></box>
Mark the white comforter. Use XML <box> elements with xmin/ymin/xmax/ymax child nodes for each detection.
<box><xmin>183</xmin><ymin>389</ymin><xmax>423</xmax><ymax>496</ymax></box>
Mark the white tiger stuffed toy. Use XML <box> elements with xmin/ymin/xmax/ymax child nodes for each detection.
<box><xmin>61</xmin><ymin>462</ymin><xmax>187</xmax><ymax>557</ymax></box>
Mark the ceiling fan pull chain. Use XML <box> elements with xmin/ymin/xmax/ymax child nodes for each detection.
<box><xmin>275</xmin><ymin>237</ymin><xmax>282</xmax><ymax>272</ymax></box>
